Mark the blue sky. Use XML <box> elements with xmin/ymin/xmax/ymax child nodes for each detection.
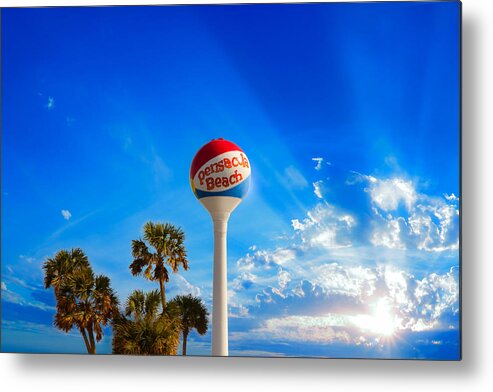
<box><xmin>1</xmin><ymin>2</ymin><xmax>460</xmax><ymax>359</ymax></box>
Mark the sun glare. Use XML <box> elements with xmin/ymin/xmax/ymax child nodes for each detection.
<box><xmin>372</xmin><ymin>299</ymin><xmax>396</xmax><ymax>336</ymax></box>
<box><xmin>352</xmin><ymin>298</ymin><xmax>397</xmax><ymax>337</ymax></box>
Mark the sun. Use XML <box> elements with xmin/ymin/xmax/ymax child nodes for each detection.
<box><xmin>371</xmin><ymin>299</ymin><xmax>396</xmax><ymax>336</ymax></box>
<box><xmin>352</xmin><ymin>298</ymin><xmax>397</xmax><ymax>337</ymax></box>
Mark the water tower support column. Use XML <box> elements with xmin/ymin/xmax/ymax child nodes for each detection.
<box><xmin>212</xmin><ymin>215</ymin><xmax>229</xmax><ymax>356</ymax></box>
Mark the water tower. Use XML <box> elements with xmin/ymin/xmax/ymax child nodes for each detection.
<box><xmin>190</xmin><ymin>138</ymin><xmax>251</xmax><ymax>356</ymax></box>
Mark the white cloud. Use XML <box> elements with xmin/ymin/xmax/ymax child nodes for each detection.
<box><xmin>414</xmin><ymin>267</ymin><xmax>459</xmax><ymax>324</ymax></box>
<box><xmin>61</xmin><ymin>209</ymin><xmax>72</xmax><ymax>220</ymax></box>
<box><xmin>444</xmin><ymin>193</ymin><xmax>459</xmax><ymax>201</ymax></box>
<box><xmin>312</xmin><ymin>157</ymin><xmax>324</xmax><ymax>170</ymax></box>
<box><xmin>46</xmin><ymin>97</ymin><xmax>55</xmax><ymax>110</ymax></box>
<box><xmin>291</xmin><ymin>202</ymin><xmax>355</xmax><ymax>249</ymax></box>
<box><xmin>244</xmin><ymin>263</ymin><xmax>458</xmax><ymax>343</ymax></box>
<box><xmin>371</xmin><ymin>197</ymin><xmax>459</xmax><ymax>252</ymax></box>
<box><xmin>236</xmin><ymin>247</ymin><xmax>296</xmax><ymax>272</ymax></box>
<box><xmin>291</xmin><ymin>219</ymin><xmax>305</xmax><ymax>231</ymax></box>
<box><xmin>383</xmin><ymin>266</ymin><xmax>411</xmax><ymax>306</ymax></box>
<box><xmin>277</xmin><ymin>268</ymin><xmax>291</xmax><ymax>291</ymax></box>
<box><xmin>313</xmin><ymin>180</ymin><xmax>324</xmax><ymax>199</ymax></box>
<box><xmin>271</xmin><ymin>248</ymin><xmax>296</xmax><ymax>265</ymax></box>
<box><xmin>387</xmin><ymin>266</ymin><xmax>458</xmax><ymax>332</ymax></box>
<box><xmin>247</xmin><ymin>314</ymin><xmax>353</xmax><ymax>344</ymax></box>
<box><xmin>232</xmin><ymin>272</ymin><xmax>257</xmax><ymax>291</ymax></box>
<box><xmin>352</xmin><ymin>175</ymin><xmax>460</xmax><ymax>252</ymax></box>
<box><xmin>170</xmin><ymin>274</ymin><xmax>201</xmax><ymax>297</ymax></box>
<box><xmin>368</xmin><ymin>178</ymin><xmax>417</xmax><ymax>212</ymax></box>
<box><xmin>345</xmin><ymin>171</ymin><xmax>377</xmax><ymax>186</ymax></box>
<box><xmin>407</xmin><ymin>201</ymin><xmax>459</xmax><ymax>251</ymax></box>
<box><xmin>371</xmin><ymin>216</ymin><xmax>407</xmax><ymax>249</ymax></box>
<box><xmin>227</xmin><ymin>168</ymin><xmax>459</xmax><ymax>351</ymax></box>
<box><xmin>229</xmin><ymin>304</ymin><xmax>250</xmax><ymax>318</ymax></box>
<box><xmin>313</xmin><ymin>264</ymin><xmax>378</xmax><ymax>298</ymax></box>
<box><xmin>1</xmin><ymin>282</ymin><xmax>6</xmax><ymax>291</ymax></box>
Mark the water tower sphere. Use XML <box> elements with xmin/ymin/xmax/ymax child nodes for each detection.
<box><xmin>190</xmin><ymin>138</ymin><xmax>251</xmax><ymax>200</ymax></box>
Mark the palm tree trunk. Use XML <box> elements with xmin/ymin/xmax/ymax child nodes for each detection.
<box><xmin>80</xmin><ymin>327</ymin><xmax>91</xmax><ymax>354</ymax></box>
<box><xmin>182</xmin><ymin>330</ymin><xmax>188</xmax><ymax>356</ymax></box>
<box><xmin>159</xmin><ymin>279</ymin><xmax>166</xmax><ymax>313</ymax></box>
<box><xmin>87</xmin><ymin>324</ymin><xmax>97</xmax><ymax>354</ymax></box>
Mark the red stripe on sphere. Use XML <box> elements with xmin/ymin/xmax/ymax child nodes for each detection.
<box><xmin>190</xmin><ymin>138</ymin><xmax>243</xmax><ymax>179</ymax></box>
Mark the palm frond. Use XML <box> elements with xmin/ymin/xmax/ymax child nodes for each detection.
<box><xmin>112</xmin><ymin>300</ymin><xmax>181</xmax><ymax>355</ymax></box>
<box><xmin>125</xmin><ymin>290</ymin><xmax>146</xmax><ymax>319</ymax></box>
<box><xmin>170</xmin><ymin>294</ymin><xmax>209</xmax><ymax>337</ymax></box>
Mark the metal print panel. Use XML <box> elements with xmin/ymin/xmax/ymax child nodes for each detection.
<box><xmin>0</xmin><ymin>1</ymin><xmax>461</xmax><ymax>359</ymax></box>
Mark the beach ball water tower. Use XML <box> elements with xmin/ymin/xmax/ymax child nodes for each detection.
<box><xmin>190</xmin><ymin>138</ymin><xmax>251</xmax><ymax>356</ymax></box>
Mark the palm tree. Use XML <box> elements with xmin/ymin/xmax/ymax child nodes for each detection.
<box><xmin>43</xmin><ymin>249</ymin><xmax>119</xmax><ymax>354</ymax></box>
<box><xmin>130</xmin><ymin>221</ymin><xmax>189</xmax><ymax>312</ymax></box>
<box><xmin>169</xmin><ymin>294</ymin><xmax>209</xmax><ymax>356</ymax></box>
<box><xmin>112</xmin><ymin>290</ymin><xmax>181</xmax><ymax>355</ymax></box>
<box><xmin>43</xmin><ymin>248</ymin><xmax>90</xmax><ymax>295</ymax></box>
<box><xmin>124</xmin><ymin>289</ymin><xmax>161</xmax><ymax>320</ymax></box>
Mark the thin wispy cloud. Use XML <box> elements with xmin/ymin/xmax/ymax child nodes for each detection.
<box><xmin>49</xmin><ymin>209</ymin><xmax>98</xmax><ymax>241</ymax></box>
<box><xmin>0</xmin><ymin>282</ymin><xmax>55</xmax><ymax>312</ymax></box>
<box><xmin>19</xmin><ymin>255</ymin><xmax>35</xmax><ymax>264</ymax></box>
<box><xmin>280</xmin><ymin>166</ymin><xmax>308</xmax><ymax>189</ymax></box>
<box><xmin>65</xmin><ymin>116</ymin><xmax>76</xmax><ymax>126</ymax></box>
